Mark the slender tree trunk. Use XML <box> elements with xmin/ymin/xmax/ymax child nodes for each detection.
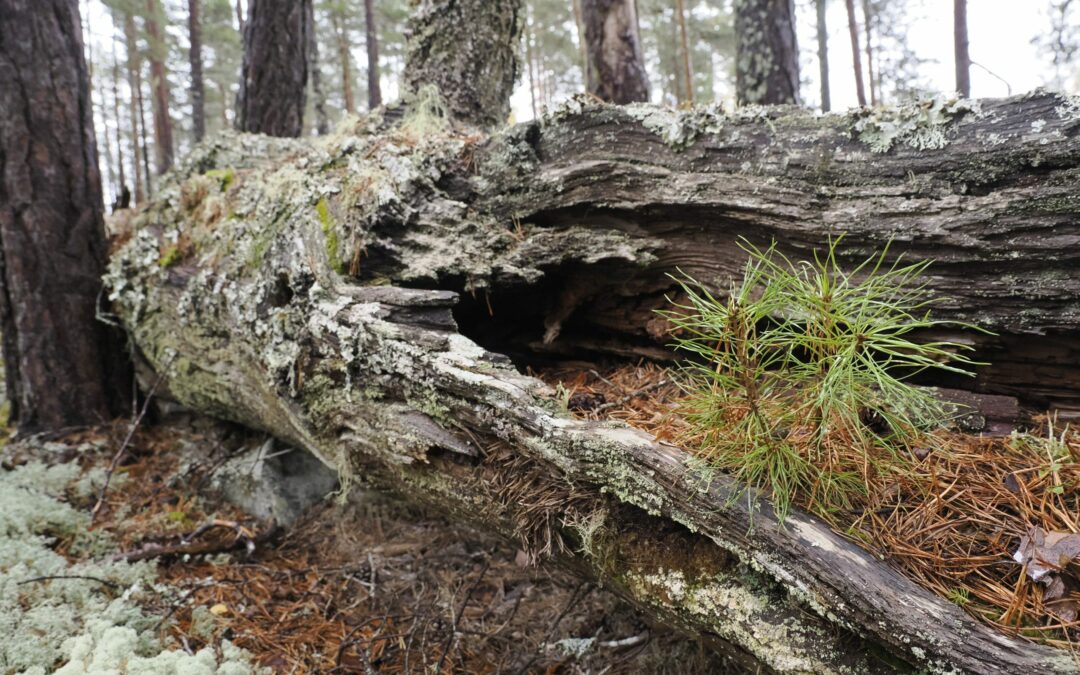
<box><xmin>845</xmin><ymin>0</ymin><xmax>867</xmax><ymax>106</ymax></box>
<box><xmin>734</xmin><ymin>0</ymin><xmax>800</xmax><ymax>105</ymax></box>
<box><xmin>954</xmin><ymin>0</ymin><xmax>971</xmax><ymax>97</ymax></box>
<box><xmin>216</xmin><ymin>80</ymin><xmax>231</xmax><ymax>127</ymax></box>
<box><xmin>571</xmin><ymin>0</ymin><xmax>588</xmax><ymax>81</ymax></box>
<box><xmin>524</xmin><ymin>7</ymin><xmax>538</xmax><ymax>119</ymax></box>
<box><xmin>307</xmin><ymin>0</ymin><xmax>329</xmax><ymax>135</ymax></box>
<box><xmin>861</xmin><ymin>0</ymin><xmax>877</xmax><ymax>105</ymax></box>
<box><xmin>364</xmin><ymin>0</ymin><xmax>382</xmax><ymax>109</ymax></box>
<box><xmin>403</xmin><ymin>0</ymin><xmax>523</xmax><ymax>128</ymax></box>
<box><xmin>188</xmin><ymin>0</ymin><xmax>206</xmax><ymax>142</ymax></box>
<box><xmin>816</xmin><ymin>0</ymin><xmax>830</xmax><ymax>111</ymax></box>
<box><xmin>122</xmin><ymin>13</ymin><xmax>146</xmax><ymax>202</ymax></box>
<box><xmin>237</xmin><ymin>0</ymin><xmax>310</xmax><ymax>137</ymax></box>
<box><xmin>581</xmin><ymin>0</ymin><xmax>650</xmax><ymax>104</ymax></box>
<box><xmin>136</xmin><ymin>60</ymin><xmax>153</xmax><ymax>195</ymax></box>
<box><xmin>330</xmin><ymin>12</ymin><xmax>355</xmax><ymax>115</ymax></box>
<box><xmin>144</xmin><ymin>0</ymin><xmax>174</xmax><ymax>174</ymax></box>
<box><xmin>110</xmin><ymin>35</ymin><xmax>127</xmax><ymax>203</ymax></box>
<box><xmin>674</xmin><ymin>0</ymin><xmax>694</xmax><ymax>104</ymax></box>
<box><xmin>235</xmin><ymin>0</ymin><xmax>244</xmax><ymax>32</ymax></box>
<box><xmin>0</xmin><ymin>0</ymin><xmax>130</xmax><ymax>431</ymax></box>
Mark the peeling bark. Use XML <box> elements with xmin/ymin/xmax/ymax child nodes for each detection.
<box><xmin>109</xmin><ymin>90</ymin><xmax>1080</xmax><ymax>673</ymax></box>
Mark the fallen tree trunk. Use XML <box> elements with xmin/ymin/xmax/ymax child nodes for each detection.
<box><xmin>107</xmin><ymin>92</ymin><xmax>1080</xmax><ymax>673</ymax></box>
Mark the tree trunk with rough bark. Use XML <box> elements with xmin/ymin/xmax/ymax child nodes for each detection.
<box><xmin>404</xmin><ymin>0</ymin><xmax>522</xmax><ymax>128</ymax></box>
<box><xmin>0</xmin><ymin>0</ymin><xmax>130</xmax><ymax>431</ymax></box>
<box><xmin>109</xmin><ymin>87</ymin><xmax>1080</xmax><ymax>674</ymax></box>
<box><xmin>145</xmin><ymin>0</ymin><xmax>174</xmax><ymax>175</ymax></box>
<box><xmin>189</xmin><ymin>0</ymin><xmax>206</xmax><ymax>143</ymax></box>
<box><xmin>364</xmin><ymin>0</ymin><xmax>381</xmax><ymax>110</ymax></box>
<box><xmin>955</xmin><ymin>0</ymin><xmax>971</xmax><ymax>97</ymax></box>
<box><xmin>734</xmin><ymin>0</ymin><xmax>799</xmax><ymax>105</ymax></box>
<box><xmin>330</xmin><ymin>11</ymin><xmax>355</xmax><ymax>116</ymax></box>
<box><xmin>237</xmin><ymin>0</ymin><xmax>310</xmax><ymax>137</ymax></box>
<box><xmin>674</xmin><ymin>0</ymin><xmax>694</xmax><ymax>104</ymax></box>
<box><xmin>581</xmin><ymin>0</ymin><xmax>650</xmax><ymax>104</ymax></box>
<box><xmin>122</xmin><ymin>13</ymin><xmax>145</xmax><ymax>203</ymax></box>
<box><xmin>306</xmin><ymin>0</ymin><xmax>330</xmax><ymax>136</ymax></box>
<box><xmin>816</xmin><ymin>0</ymin><xmax>830</xmax><ymax>111</ymax></box>
<box><xmin>845</xmin><ymin>0</ymin><xmax>867</xmax><ymax>106</ymax></box>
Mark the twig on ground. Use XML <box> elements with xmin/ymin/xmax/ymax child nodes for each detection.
<box><xmin>113</xmin><ymin>520</ymin><xmax>277</xmax><ymax>563</ymax></box>
<box><xmin>436</xmin><ymin>559</ymin><xmax>490</xmax><ymax>674</ymax></box>
<box><xmin>17</xmin><ymin>574</ymin><xmax>120</xmax><ymax>590</ymax></box>
<box><xmin>91</xmin><ymin>364</ymin><xmax>171</xmax><ymax>524</ymax></box>
<box><xmin>594</xmin><ymin>379</ymin><xmax>670</xmax><ymax>413</ymax></box>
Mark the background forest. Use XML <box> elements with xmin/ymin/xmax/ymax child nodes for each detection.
<box><xmin>84</xmin><ymin>0</ymin><xmax>1080</xmax><ymax>208</ymax></box>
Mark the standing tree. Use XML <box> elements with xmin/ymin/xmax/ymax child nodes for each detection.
<box><xmin>844</xmin><ymin>0</ymin><xmax>867</xmax><ymax>105</ymax></box>
<box><xmin>329</xmin><ymin>6</ymin><xmax>356</xmax><ymax>115</ymax></box>
<box><xmin>365</xmin><ymin>0</ymin><xmax>382</xmax><ymax>109</ymax></box>
<box><xmin>734</xmin><ymin>0</ymin><xmax>799</xmax><ymax>105</ymax></box>
<box><xmin>581</xmin><ymin>0</ymin><xmax>650</xmax><ymax>104</ymax></box>
<box><xmin>954</xmin><ymin>0</ymin><xmax>971</xmax><ymax>96</ymax></box>
<box><xmin>404</xmin><ymin>0</ymin><xmax>522</xmax><ymax>127</ymax></box>
<box><xmin>862</xmin><ymin>0</ymin><xmax>877</xmax><ymax>104</ymax></box>
<box><xmin>307</xmin><ymin>0</ymin><xmax>331</xmax><ymax>134</ymax></box>
<box><xmin>817</xmin><ymin>0</ymin><xmax>831</xmax><ymax>111</ymax></box>
<box><xmin>145</xmin><ymin>0</ymin><xmax>175</xmax><ymax>174</ymax></box>
<box><xmin>237</xmin><ymin>0</ymin><xmax>311</xmax><ymax>137</ymax></box>
<box><xmin>0</xmin><ymin>0</ymin><xmax>130</xmax><ymax>431</ymax></box>
<box><xmin>189</xmin><ymin>0</ymin><xmax>207</xmax><ymax>142</ymax></box>
<box><xmin>674</xmin><ymin>0</ymin><xmax>694</xmax><ymax>103</ymax></box>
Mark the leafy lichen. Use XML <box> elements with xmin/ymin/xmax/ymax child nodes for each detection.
<box><xmin>853</xmin><ymin>97</ymin><xmax>980</xmax><ymax>153</ymax></box>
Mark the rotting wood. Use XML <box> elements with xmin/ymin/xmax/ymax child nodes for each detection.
<box><xmin>107</xmin><ymin>91</ymin><xmax>1080</xmax><ymax>672</ymax></box>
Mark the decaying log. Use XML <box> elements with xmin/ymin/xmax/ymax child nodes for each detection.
<box><xmin>107</xmin><ymin>93</ymin><xmax>1080</xmax><ymax>673</ymax></box>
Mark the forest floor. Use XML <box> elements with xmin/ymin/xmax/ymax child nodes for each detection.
<box><xmin>0</xmin><ymin>419</ymin><xmax>730</xmax><ymax>674</ymax></box>
<box><xmin>538</xmin><ymin>361</ymin><xmax>1080</xmax><ymax>659</ymax></box>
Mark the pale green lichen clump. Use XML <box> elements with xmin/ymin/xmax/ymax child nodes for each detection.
<box><xmin>0</xmin><ymin>456</ymin><xmax>264</xmax><ymax>674</ymax></box>
<box><xmin>853</xmin><ymin>97</ymin><xmax>980</xmax><ymax>153</ymax></box>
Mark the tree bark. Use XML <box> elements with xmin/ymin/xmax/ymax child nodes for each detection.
<box><xmin>734</xmin><ymin>0</ymin><xmax>799</xmax><ymax>105</ymax></box>
<box><xmin>404</xmin><ymin>0</ymin><xmax>523</xmax><ymax>128</ymax></box>
<box><xmin>954</xmin><ymin>0</ymin><xmax>971</xmax><ymax>97</ymax></box>
<box><xmin>845</xmin><ymin>0</ymin><xmax>867</xmax><ymax>106</ymax></box>
<box><xmin>330</xmin><ymin>11</ymin><xmax>355</xmax><ymax>116</ymax></box>
<box><xmin>122</xmin><ymin>13</ymin><xmax>145</xmax><ymax>203</ymax></box>
<box><xmin>109</xmin><ymin>33</ymin><xmax>128</xmax><ymax>206</ymax></box>
<box><xmin>861</xmin><ymin>0</ymin><xmax>877</xmax><ymax>105</ymax></box>
<box><xmin>306</xmin><ymin>0</ymin><xmax>330</xmax><ymax>136</ymax></box>
<box><xmin>237</xmin><ymin>0</ymin><xmax>310</xmax><ymax>137</ymax></box>
<box><xmin>188</xmin><ymin>0</ymin><xmax>206</xmax><ymax>143</ymax></box>
<box><xmin>581</xmin><ymin>0</ymin><xmax>650</xmax><ymax>104</ymax></box>
<box><xmin>674</xmin><ymin>0</ymin><xmax>694</xmax><ymax>104</ymax></box>
<box><xmin>364</xmin><ymin>0</ymin><xmax>382</xmax><ymax>110</ymax></box>
<box><xmin>816</xmin><ymin>0</ymin><xmax>830</xmax><ymax>111</ymax></box>
<box><xmin>109</xmin><ymin>90</ymin><xmax>1080</xmax><ymax>673</ymax></box>
<box><xmin>145</xmin><ymin>0</ymin><xmax>174</xmax><ymax>174</ymax></box>
<box><xmin>0</xmin><ymin>0</ymin><xmax>130</xmax><ymax>431</ymax></box>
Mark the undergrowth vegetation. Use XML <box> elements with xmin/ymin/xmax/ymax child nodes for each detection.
<box><xmin>661</xmin><ymin>238</ymin><xmax>984</xmax><ymax>521</ymax></box>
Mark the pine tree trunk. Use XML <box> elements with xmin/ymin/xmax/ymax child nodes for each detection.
<box><xmin>581</xmin><ymin>0</ymin><xmax>650</xmax><ymax>104</ymax></box>
<box><xmin>954</xmin><ymin>0</ymin><xmax>971</xmax><ymax>97</ymax></box>
<box><xmin>0</xmin><ymin>0</ymin><xmax>130</xmax><ymax>431</ymax></box>
<box><xmin>816</xmin><ymin>0</ymin><xmax>830</xmax><ymax>111</ymax></box>
<box><xmin>674</xmin><ymin>0</ymin><xmax>694</xmax><ymax>104</ymax></box>
<box><xmin>188</xmin><ymin>0</ymin><xmax>206</xmax><ymax>143</ymax></box>
<box><xmin>524</xmin><ymin>7</ymin><xmax>538</xmax><ymax>119</ymax></box>
<box><xmin>861</xmin><ymin>0</ymin><xmax>877</xmax><ymax>105</ymax></box>
<box><xmin>571</xmin><ymin>0</ymin><xmax>588</xmax><ymax>80</ymax></box>
<box><xmin>734</xmin><ymin>0</ymin><xmax>799</xmax><ymax>105</ymax></box>
<box><xmin>237</xmin><ymin>0</ymin><xmax>310</xmax><ymax>137</ymax></box>
<box><xmin>144</xmin><ymin>0</ymin><xmax>174</xmax><ymax>174</ymax></box>
<box><xmin>110</xmin><ymin>36</ymin><xmax>128</xmax><ymax>205</ymax></box>
<box><xmin>404</xmin><ymin>0</ymin><xmax>523</xmax><ymax>128</ymax></box>
<box><xmin>307</xmin><ymin>0</ymin><xmax>330</xmax><ymax>135</ymax></box>
<box><xmin>331</xmin><ymin>12</ymin><xmax>355</xmax><ymax>116</ymax></box>
<box><xmin>122</xmin><ymin>13</ymin><xmax>146</xmax><ymax>203</ymax></box>
<box><xmin>845</xmin><ymin>0</ymin><xmax>867</xmax><ymax>106</ymax></box>
<box><xmin>364</xmin><ymin>0</ymin><xmax>382</xmax><ymax>110</ymax></box>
